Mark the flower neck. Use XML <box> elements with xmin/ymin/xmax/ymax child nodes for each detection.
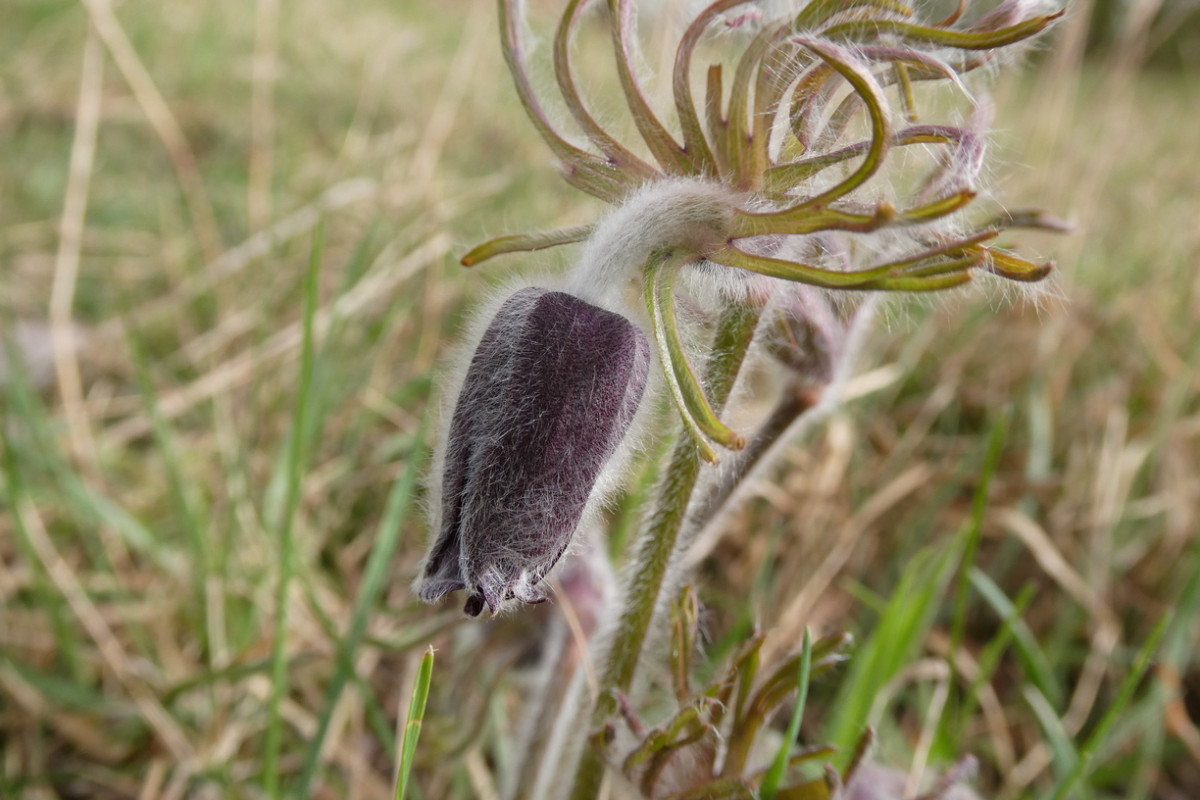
<box><xmin>565</xmin><ymin>178</ymin><xmax>737</xmax><ymax>309</ymax></box>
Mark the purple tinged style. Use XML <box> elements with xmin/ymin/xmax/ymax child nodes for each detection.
<box><xmin>418</xmin><ymin>287</ymin><xmax>650</xmax><ymax>616</ymax></box>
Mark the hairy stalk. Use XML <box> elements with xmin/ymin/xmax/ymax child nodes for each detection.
<box><xmin>696</xmin><ymin>383</ymin><xmax>820</xmax><ymax>538</ymax></box>
<box><xmin>569</xmin><ymin>300</ymin><xmax>761</xmax><ymax>800</ymax></box>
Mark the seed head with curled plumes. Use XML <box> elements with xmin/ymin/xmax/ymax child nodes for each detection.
<box><xmin>462</xmin><ymin>0</ymin><xmax>1065</xmax><ymax>460</ymax></box>
<box><xmin>418</xmin><ymin>0</ymin><xmax>1064</xmax><ymax>615</ymax></box>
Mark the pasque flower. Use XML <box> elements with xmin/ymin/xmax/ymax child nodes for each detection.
<box><xmin>418</xmin><ymin>288</ymin><xmax>649</xmax><ymax>616</ymax></box>
<box><xmin>418</xmin><ymin>0</ymin><xmax>1063</xmax><ymax>615</ymax></box>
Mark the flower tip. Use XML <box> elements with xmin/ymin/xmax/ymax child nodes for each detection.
<box><xmin>416</xmin><ymin>553</ymin><xmax>467</xmax><ymax>604</ymax></box>
<box><xmin>463</xmin><ymin>593</ymin><xmax>487</xmax><ymax>617</ymax></box>
<box><xmin>984</xmin><ymin>249</ymin><xmax>1053</xmax><ymax>281</ymax></box>
<box><xmin>459</xmin><ymin>241</ymin><xmax>491</xmax><ymax>267</ymax></box>
<box><xmin>1029</xmin><ymin>261</ymin><xmax>1055</xmax><ymax>280</ymax></box>
<box><xmin>1000</xmin><ymin>209</ymin><xmax>1074</xmax><ymax>233</ymax></box>
<box><xmin>460</xmin><ymin>577</ymin><xmax>551</xmax><ymax>617</ymax></box>
<box><xmin>469</xmin><ymin>579</ymin><xmax>510</xmax><ymax>617</ymax></box>
<box><xmin>418</xmin><ymin>578</ymin><xmax>465</xmax><ymax>604</ymax></box>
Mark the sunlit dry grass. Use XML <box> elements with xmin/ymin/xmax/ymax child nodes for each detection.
<box><xmin>1</xmin><ymin>0</ymin><xmax>1197</xmax><ymax>798</ymax></box>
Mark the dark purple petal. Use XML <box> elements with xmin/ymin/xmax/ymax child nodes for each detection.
<box><xmin>419</xmin><ymin>288</ymin><xmax>649</xmax><ymax>615</ymax></box>
<box><xmin>418</xmin><ymin>287</ymin><xmax>546</xmax><ymax>606</ymax></box>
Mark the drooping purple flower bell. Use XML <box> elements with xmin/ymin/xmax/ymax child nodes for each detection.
<box><xmin>418</xmin><ymin>287</ymin><xmax>649</xmax><ymax>616</ymax></box>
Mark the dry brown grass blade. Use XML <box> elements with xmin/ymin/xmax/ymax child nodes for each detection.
<box><xmin>1160</xmin><ymin>664</ymin><xmax>1200</xmax><ymax>763</ymax></box>
<box><xmin>94</xmin><ymin>177</ymin><xmax>378</xmax><ymax>342</ymax></box>
<box><xmin>243</xmin><ymin>684</ymin><xmax>393</xmax><ymax>800</ymax></box>
<box><xmin>548</xmin><ymin>573</ymin><xmax>601</xmax><ymax>701</ymax></box>
<box><xmin>79</xmin><ymin>0</ymin><xmax>225</xmax><ymax>263</ymax></box>
<box><xmin>137</xmin><ymin>758</ymin><xmax>169</xmax><ymax>800</ymax></box>
<box><xmin>905</xmin><ymin>662</ymin><xmax>951</xmax><ymax>798</ymax></box>
<box><xmin>12</xmin><ymin>493</ymin><xmax>194</xmax><ymax>762</ymax></box>
<box><xmin>405</xmin><ymin>1</ymin><xmax>490</xmax><ymax>199</ymax></box>
<box><xmin>466</xmin><ymin>748</ymin><xmax>502</xmax><ymax>800</ymax></box>
<box><xmin>310</xmin><ymin>646</ymin><xmax>386</xmax><ymax>791</ymax></box>
<box><xmin>1000</xmin><ymin>743</ymin><xmax>1053</xmax><ymax>800</ymax></box>
<box><xmin>0</xmin><ymin>664</ymin><xmax>134</xmax><ymax>763</ymax></box>
<box><xmin>763</xmin><ymin>461</ymin><xmax>937</xmax><ymax>664</ymax></box>
<box><xmin>249</xmin><ymin>0</ymin><xmax>280</xmax><ymax>232</ymax></box>
<box><xmin>997</xmin><ymin>509</ymin><xmax>1120</xmax><ymax>641</ymax></box>
<box><xmin>997</xmin><ymin>508</ymin><xmax>1122</xmax><ymax>738</ymax></box>
<box><xmin>51</xmin><ymin>24</ymin><xmax>104</xmax><ymax>475</ymax></box>
<box><xmin>98</xmin><ymin>232</ymin><xmax>449</xmax><ymax>448</ymax></box>
<box><xmin>928</xmin><ymin>630</ymin><xmax>1016</xmax><ymax>772</ymax></box>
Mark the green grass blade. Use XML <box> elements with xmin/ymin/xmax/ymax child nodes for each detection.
<box><xmin>1050</xmin><ymin>612</ymin><xmax>1170</xmax><ymax>800</ymax></box>
<box><xmin>263</xmin><ymin>223</ymin><xmax>325</xmax><ymax>798</ymax></box>
<box><xmin>825</xmin><ymin>540</ymin><xmax>962</xmax><ymax>758</ymax></box>
<box><xmin>950</xmin><ymin>409</ymin><xmax>1010</xmax><ymax>666</ymax></box>
<box><xmin>761</xmin><ymin>628</ymin><xmax>812</xmax><ymax>799</ymax></box>
<box><xmin>295</xmin><ymin>421</ymin><xmax>426</xmax><ymax>795</ymax></box>
<box><xmin>957</xmin><ymin>583</ymin><xmax>1035</xmax><ymax>733</ymax></box>
<box><xmin>125</xmin><ymin>323</ymin><xmax>211</xmax><ymax>653</ymax></box>
<box><xmin>1</xmin><ymin>341</ymin><xmax>174</xmax><ymax>573</ymax></box>
<box><xmin>970</xmin><ymin>568</ymin><xmax>1063</xmax><ymax>708</ymax></box>
<box><xmin>0</xmin><ymin>349</ymin><xmax>87</xmax><ymax>680</ymax></box>
<box><xmin>354</xmin><ymin>671</ymin><xmax>400</xmax><ymax>757</ymax></box>
<box><xmin>395</xmin><ymin>647</ymin><xmax>436</xmax><ymax>800</ymax></box>
<box><xmin>1024</xmin><ymin>685</ymin><xmax>1078</xmax><ymax>783</ymax></box>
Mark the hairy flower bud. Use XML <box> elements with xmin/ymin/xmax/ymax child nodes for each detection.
<box><xmin>418</xmin><ymin>287</ymin><xmax>650</xmax><ymax>616</ymax></box>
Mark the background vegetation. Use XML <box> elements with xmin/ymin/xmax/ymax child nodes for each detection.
<box><xmin>1</xmin><ymin>0</ymin><xmax>1197</xmax><ymax>798</ymax></box>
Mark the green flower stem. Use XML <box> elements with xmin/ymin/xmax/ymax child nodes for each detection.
<box><xmin>568</xmin><ymin>300</ymin><xmax>761</xmax><ymax>800</ymax></box>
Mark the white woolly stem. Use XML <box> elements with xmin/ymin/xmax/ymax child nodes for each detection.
<box><xmin>564</xmin><ymin>178</ymin><xmax>737</xmax><ymax>311</ymax></box>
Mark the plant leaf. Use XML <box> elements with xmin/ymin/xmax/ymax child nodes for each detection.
<box><xmin>460</xmin><ymin>225</ymin><xmax>595</xmax><ymax>266</ymax></box>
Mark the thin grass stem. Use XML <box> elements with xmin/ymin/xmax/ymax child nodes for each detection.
<box><xmin>760</xmin><ymin>629</ymin><xmax>812</xmax><ymax>798</ymax></box>
<box><xmin>262</xmin><ymin>224</ymin><xmax>324</xmax><ymax>797</ymax></box>
<box><xmin>395</xmin><ymin>647</ymin><xmax>436</xmax><ymax>800</ymax></box>
<box><xmin>1050</xmin><ymin>613</ymin><xmax>1171</xmax><ymax>800</ymax></box>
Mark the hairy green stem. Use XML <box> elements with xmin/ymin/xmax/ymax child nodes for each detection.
<box><xmin>568</xmin><ymin>301</ymin><xmax>761</xmax><ymax>800</ymax></box>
